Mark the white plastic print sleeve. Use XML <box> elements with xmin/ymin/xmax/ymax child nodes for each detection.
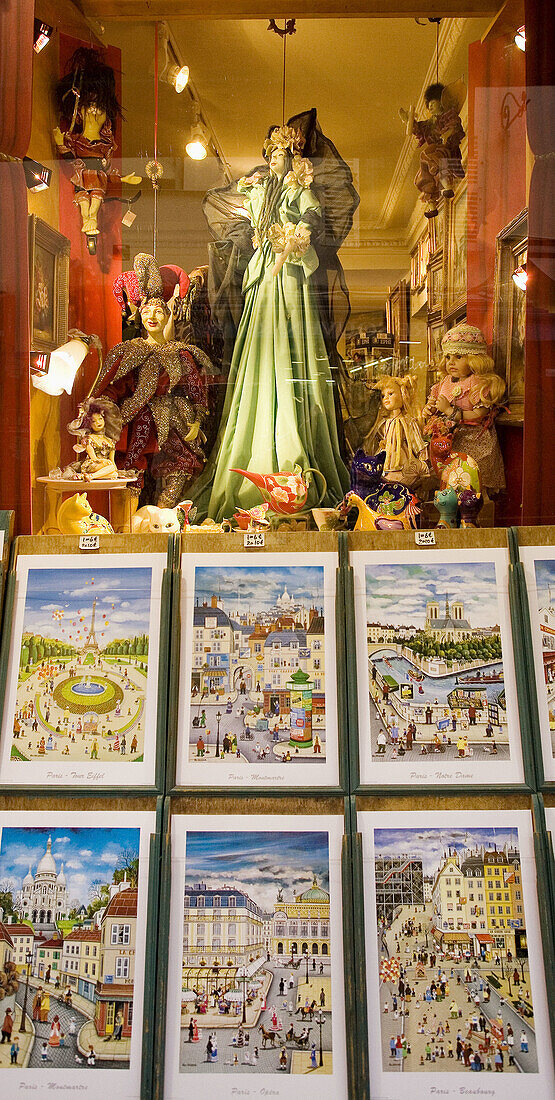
<box><xmin>359</xmin><ymin>808</ymin><xmax>555</xmax><ymax>1100</ymax></box>
<box><xmin>353</xmin><ymin>548</ymin><xmax>525</xmax><ymax>787</ymax></box>
<box><xmin>0</xmin><ymin>808</ymin><xmax>155</xmax><ymax>1099</ymax></box>
<box><xmin>519</xmin><ymin>547</ymin><xmax>555</xmax><ymax>782</ymax></box>
<box><xmin>164</xmin><ymin>814</ymin><xmax>348</xmax><ymax>1099</ymax></box>
<box><xmin>176</xmin><ymin>553</ymin><xmax>340</xmax><ymax>788</ymax></box>
<box><xmin>0</xmin><ymin>553</ymin><xmax>166</xmax><ymax>787</ymax></box>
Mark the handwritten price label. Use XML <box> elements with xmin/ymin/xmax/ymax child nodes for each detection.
<box><xmin>244</xmin><ymin>531</ymin><xmax>265</xmax><ymax>548</ymax></box>
<box><xmin>415</xmin><ymin>530</ymin><xmax>436</xmax><ymax>546</ymax></box>
<box><xmin>79</xmin><ymin>535</ymin><xmax>100</xmax><ymax>550</ymax></box>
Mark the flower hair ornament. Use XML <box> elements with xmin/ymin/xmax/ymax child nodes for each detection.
<box><xmin>263</xmin><ymin>124</ymin><xmax>305</xmax><ymax>159</ymax></box>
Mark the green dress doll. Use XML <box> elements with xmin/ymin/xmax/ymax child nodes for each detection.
<box><xmin>191</xmin><ymin>111</ymin><xmax>359</xmax><ymax>522</ymax></box>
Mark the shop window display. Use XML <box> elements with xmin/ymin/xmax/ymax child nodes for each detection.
<box><xmin>0</xmin><ymin>6</ymin><xmax>546</xmax><ymax>536</ymax></box>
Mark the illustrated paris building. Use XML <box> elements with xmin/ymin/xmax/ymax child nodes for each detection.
<box><xmin>16</xmin><ymin>835</ymin><xmax>69</xmax><ymax>930</ymax></box>
<box><xmin>271</xmin><ymin>875</ymin><xmax>330</xmax><ymax>959</ymax></box>
<box><xmin>183</xmin><ymin>883</ymin><xmax>265</xmax><ymax>968</ymax></box>
<box><xmin>374</xmin><ymin>855</ymin><xmax>424</xmax><ymax>923</ymax></box>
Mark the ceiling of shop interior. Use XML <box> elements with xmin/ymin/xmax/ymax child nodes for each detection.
<box><xmin>99</xmin><ymin>15</ymin><xmax>489</xmax><ymax>310</ymax></box>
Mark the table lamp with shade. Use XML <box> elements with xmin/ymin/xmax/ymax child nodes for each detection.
<box><xmin>31</xmin><ymin>330</ymin><xmax>103</xmax><ymax>397</ymax></box>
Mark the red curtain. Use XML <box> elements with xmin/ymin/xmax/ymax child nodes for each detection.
<box><xmin>522</xmin><ymin>0</ymin><xmax>555</xmax><ymax>524</ymax></box>
<box><xmin>0</xmin><ymin>0</ymin><xmax>35</xmax><ymax>533</ymax></box>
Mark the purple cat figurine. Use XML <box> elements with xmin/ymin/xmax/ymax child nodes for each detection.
<box><xmin>346</xmin><ymin>449</ymin><xmax>420</xmax><ymax>529</ymax></box>
<box><xmin>459</xmin><ymin>488</ymin><xmax>483</xmax><ymax>528</ymax></box>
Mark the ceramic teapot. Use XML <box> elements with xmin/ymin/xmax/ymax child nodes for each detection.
<box><xmin>230</xmin><ymin>464</ymin><xmax>326</xmax><ymax>516</ymax></box>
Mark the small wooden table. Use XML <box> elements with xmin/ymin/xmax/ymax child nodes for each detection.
<box><xmin>37</xmin><ymin>477</ymin><xmax>136</xmax><ymax>534</ymax></box>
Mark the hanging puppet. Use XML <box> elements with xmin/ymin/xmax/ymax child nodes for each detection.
<box><xmin>189</xmin><ymin>108</ymin><xmax>360</xmax><ymax>523</ymax></box>
<box><xmin>399</xmin><ymin>81</ymin><xmax>466</xmax><ymax>218</ymax></box>
<box><xmin>53</xmin><ymin>47</ymin><xmax>141</xmax><ymax>253</ymax></box>
<box><xmin>93</xmin><ymin>253</ymin><xmax>216</xmax><ymax>507</ymax></box>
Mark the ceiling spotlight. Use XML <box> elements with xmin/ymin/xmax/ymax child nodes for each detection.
<box><xmin>168</xmin><ymin>64</ymin><xmax>189</xmax><ymax>93</ymax></box>
<box><xmin>514</xmin><ymin>26</ymin><xmax>526</xmax><ymax>51</ymax></box>
<box><xmin>186</xmin><ymin>115</ymin><xmax>208</xmax><ymax>160</ymax></box>
<box><xmin>512</xmin><ymin>262</ymin><xmax>527</xmax><ymax>291</ymax></box>
<box><xmin>23</xmin><ymin>157</ymin><xmax>51</xmax><ymax>192</ymax></box>
<box><xmin>33</xmin><ymin>19</ymin><xmax>53</xmax><ymax>53</ymax></box>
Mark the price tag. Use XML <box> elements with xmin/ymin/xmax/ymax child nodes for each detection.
<box><xmin>415</xmin><ymin>530</ymin><xmax>436</xmax><ymax>546</ymax></box>
<box><xmin>79</xmin><ymin>535</ymin><xmax>100</xmax><ymax>550</ymax></box>
<box><xmin>244</xmin><ymin>531</ymin><xmax>265</xmax><ymax>548</ymax></box>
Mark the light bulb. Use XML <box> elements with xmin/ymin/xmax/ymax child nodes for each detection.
<box><xmin>170</xmin><ymin>64</ymin><xmax>189</xmax><ymax>93</ymax></box>
<box><xmin>514</xmin><ymin>26</ymin><xmax>525</xmax><ymax>51</ymax></box>
<box><xmin>32</xmin><ymin>339</ymin><xmax>89</xmax><ymax>395</ymax></box>
<box><xmin>186</xmin><ymin>123</ymin><xmax>208</xmax><ymax>160</ymax></box>
<box><xmin>512</xmin><ymin>264</ymin><xmax>527</xmax><ymax>291</ymax></box>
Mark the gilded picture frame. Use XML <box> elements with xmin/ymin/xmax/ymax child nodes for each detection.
<box><xmin>28</xmin><ymin>214</ymin><xmax>70</xmax><ymax>354</ymax></box>
<box><xmin>493</xmin><ymin>208</ymin><xmax>527</xmax><ymax>422</ymax></box>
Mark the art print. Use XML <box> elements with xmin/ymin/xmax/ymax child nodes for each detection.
<box><xmin>0</xmin><ymin>809</ymin><xmax>154</xmax><ymax>1098</ymax></box>
<box><xmin>360</xmin><ymin>809</ymin><xmax>555</xmax><ymax>1099</ymax></box>
<box><xmin>353</xmin><ymin>549</ymin><xmax>524</xmax><ymax>786</ymax></box>
<box><xmin>0</xmin><ymin>553</ymin><xmax>166</xmax><ymax>787</ymax></box>
<box><xmin>519</xmin><ymin>547</ymin><xmax>555</xmax><ymax>780</ymax></box>
<box><xmin>164</xmin><ymin>815</ymin><xmax>347</xmax><ymax>1100</ymax></box>
<box><xmin>177</xmin><ymin>553</ymin><xmax>339</xmax><ymax>787</ymax></box>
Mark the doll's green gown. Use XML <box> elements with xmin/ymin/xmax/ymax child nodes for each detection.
<box><xmin>190</xmin><ymin>173</ymin><xmax>350</xmax><ymax>522</ymax></box>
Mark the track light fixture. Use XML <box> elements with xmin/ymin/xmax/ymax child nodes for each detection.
<box><xmin>186</xmin><ymin>111</ymin><xmax>208</xmax><ymax>160</ymax></box>
<box><xmin>514</xmin><ymin>26</ymin><xmax>526</xmax><ymax>51</ymax></box>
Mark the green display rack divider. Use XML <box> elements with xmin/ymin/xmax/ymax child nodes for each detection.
<box><xmin>511</xmin><ymin>526</ymin><xmax>555</xmax><ymax>791</ymax></box>
<box><xmin>141</xmin><ymin>795</ymin><xmax>165</xmax><ymax>1100</ymax></box>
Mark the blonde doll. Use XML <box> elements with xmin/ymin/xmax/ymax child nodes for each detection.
<box><xmin>365</xmin><ymin>373</ymin><xmax>428</xmax><ymax>487</ymax></box>
<box><xmin>423</xmin><ymin>324</ymin><xmax>506</xmax><ymax>491</ymax></box>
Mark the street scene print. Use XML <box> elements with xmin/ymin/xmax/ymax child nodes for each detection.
<box><xmin>0</xmin><ymin>555</ymin><xmax>164</xmax><ymax>784</ymax></box>
<box><xmin>361</xmin><ymin>811</ymin><xmax>555</xmax><ymax>1100</ymax></box>
<box><xmin>373</xmin><ymin>825</ymin><xmax>537</xmax><ymax>1075</ymax></box>
<box><xmin>178</xmin><ymin>830</ymin><xmax>334</xmax><ymax>1077</ymax></box>
<box><xmin>0</xmin><ymin>824</ymin><xmax>141</xmax><ymax>1072</ymax></box>
<box><xmin>519</xmin><ymin>548</ymin><xmax>555</xmax><ymax>776</ymax></box>
<box><xmin>354</xmin><ymin>550</ymin><xmax>523</xmax><ymax>785</ymax></box>
<box><xmin>179</xmin><ymin>555</ymin><xmax>338</xmax><ymax>786</ymax></box>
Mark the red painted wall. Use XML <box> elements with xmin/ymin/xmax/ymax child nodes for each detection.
<box><xmin>466</xmin><ymin>33</ymin><xmax>527</xmax><ymax>524</ymax></box>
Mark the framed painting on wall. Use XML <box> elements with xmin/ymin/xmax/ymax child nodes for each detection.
<box><xmin>444</xmin><ymin>184</ymin><xmax>467</xmax><ymax>316</ymax></box>
<box><xmin>28</xmin><ymin>215</ymin><xmax>70</xmax><ymax>354</ymax></box>
<box><xmin>493</xmin><ymin>208</ymin><xmax>527</xmax><ymax>421</ymax></box>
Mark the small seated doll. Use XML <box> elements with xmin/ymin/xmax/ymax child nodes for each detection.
<box><xmin>399</xmin><ymin>82</ymin><xmax>465</xmax><ymax>218</ymax></box>
<box><xmin>67</xmin><ymin>397</ymin><xmax>125</xmax><ymax>480</ymax></box>
<box><xmin>364</xmin><ymin>373</ymin><xmax>428</xmax><ymax>488</ymax></box>
<box><xmin>423</xmin><ymin>324</ymin><xmax>506</xmax><ymax>493</ymax></box>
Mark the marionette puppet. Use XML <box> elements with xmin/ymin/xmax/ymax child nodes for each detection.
<box><xmin>94</xmin><ymin>254</ymin><xmax>215</xmax><ymax>507</ymax></box>
<box><xmin>399</xmin><ymin>81</ymin><xmax>466</xmax><ymax>218</ymax></box>
<box><xmin>423</xmin><ymin>324</ymin><xmax>506</xmax><ymax>493</ymax></box>
<box><xmin>53</xmin><ymin>47</ymin><xmax>141</xmax><ymax>253</ymax></box>
<box><xmin>189</xmin><ymin>108</ymin><xmax>360</xmax><ymax>523</ymax></box>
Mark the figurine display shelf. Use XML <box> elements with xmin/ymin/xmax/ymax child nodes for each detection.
<box><xmin>37</xmin><ymin>477</ymin><xmax>135</xmax><ymax>534</ymax></box>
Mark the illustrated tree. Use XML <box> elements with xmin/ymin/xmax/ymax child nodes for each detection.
<box><xmin>0</xmin><ymin>961</ymin><xmax>19</xmax><ymax>1001</ymax></box>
